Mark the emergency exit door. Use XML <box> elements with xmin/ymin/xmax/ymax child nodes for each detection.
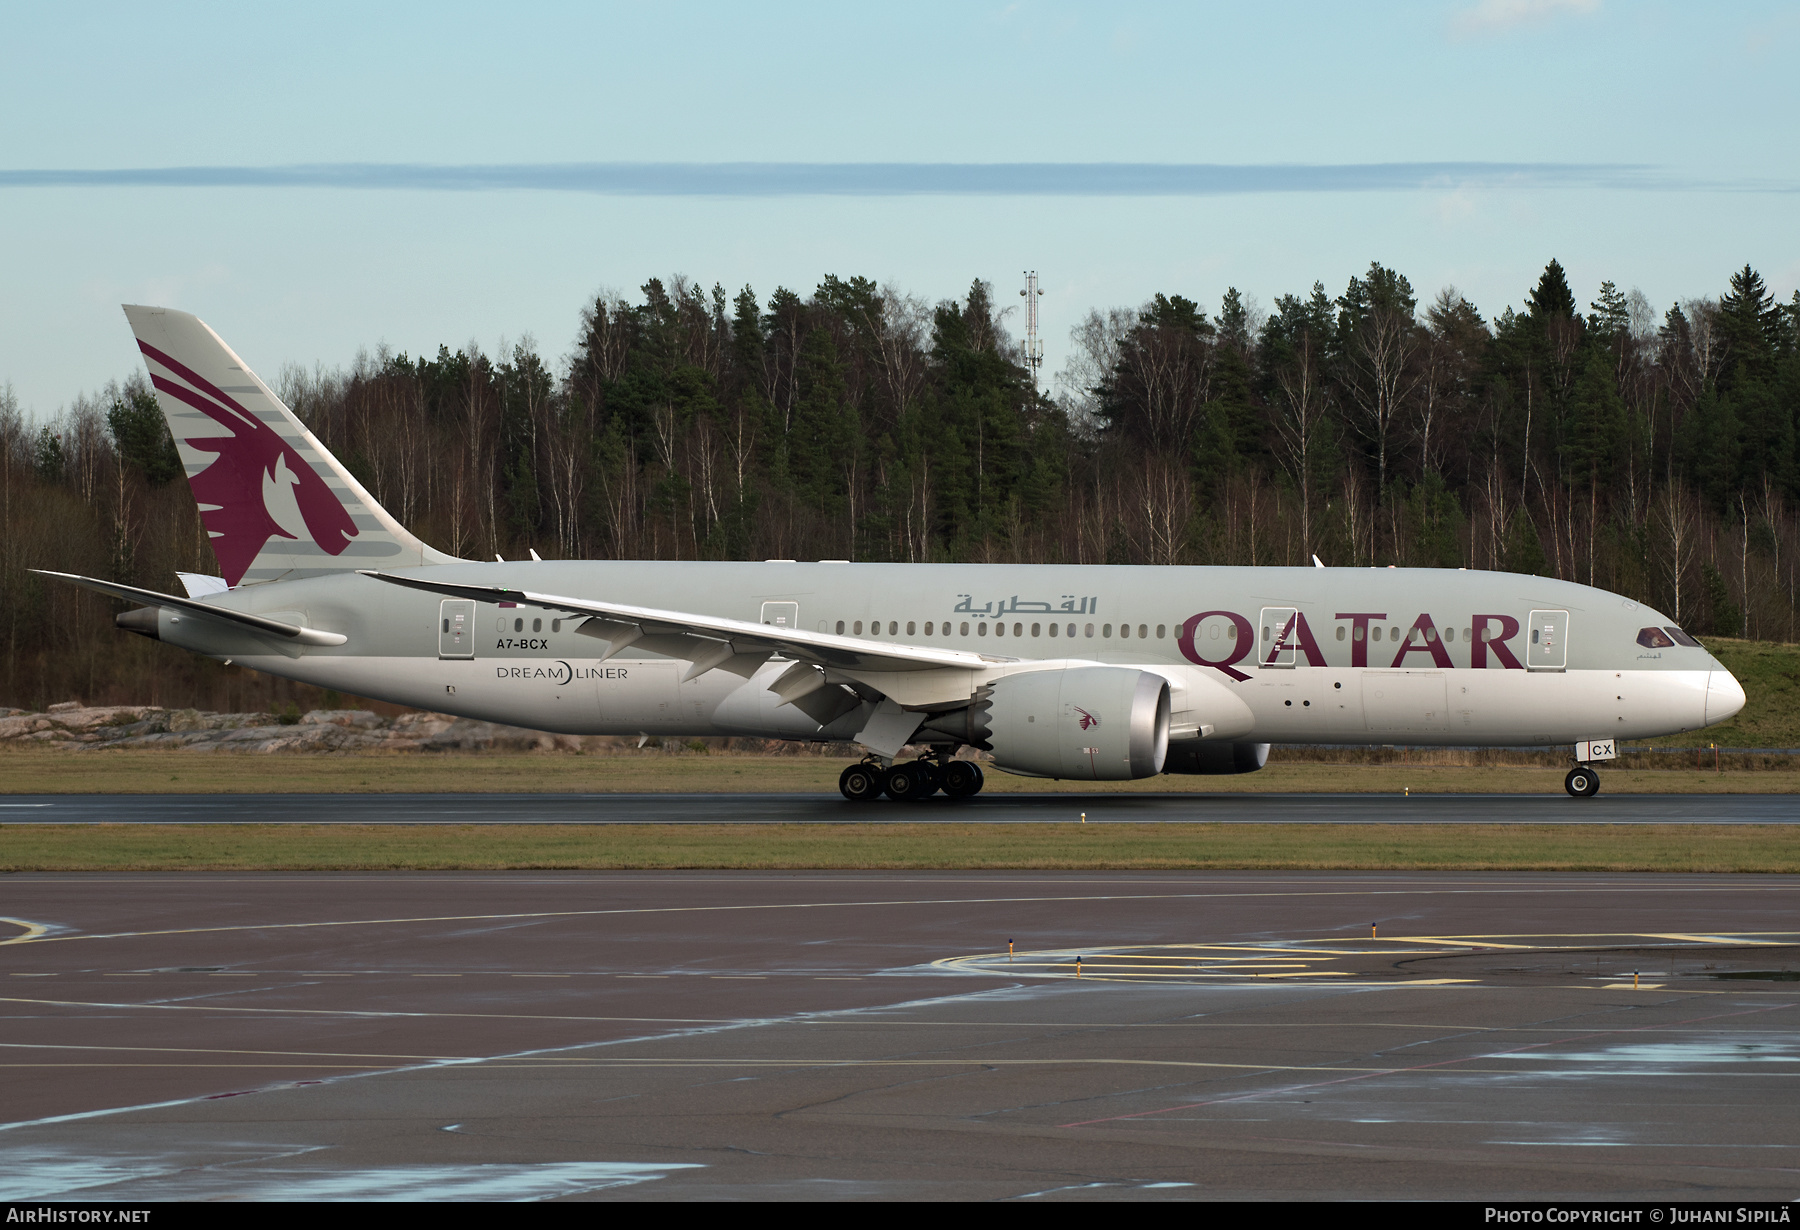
<box><xmin>439</xmin><ymin>599</ymin><xmax>476</xmax><ymax>659</ymax></box>
<box><xmin>760</xmin><ymin>601</ymin><xmax>799</xmax><ymax>630</ymax></box>
<box><xmin>1526</xmin><ymin>609</ymin><xmax>1569</xmax><ymax>671</ymax></box>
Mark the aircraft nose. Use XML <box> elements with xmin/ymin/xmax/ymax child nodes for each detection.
<box><xmin>1705</xmin><ymin>670</ymin><xmax>1747</xmax><ymax>726</ymax></box>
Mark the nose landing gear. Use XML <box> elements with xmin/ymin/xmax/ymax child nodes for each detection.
<box><xmin>1564</xmin><ymin>766</ymin><xmax>1601</xmax><ymax>797</ymax></box>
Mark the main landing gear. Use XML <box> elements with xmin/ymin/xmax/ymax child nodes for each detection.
<box><xmin>1564</xmin><ymin>765</ymin><xmax>1601</xmax><ymax>798</ymax></box>
<box><xmin>838</xmin><ymin>755</ymin><xmax>985</xmax><ymax>802</ymax></box>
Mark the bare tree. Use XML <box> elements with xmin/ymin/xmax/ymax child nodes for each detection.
<box><xmin>1268</xmin><ymin>328</ymin><xmax>1330</xmax><ymax>557</ymax></box>
<box><xmin>1054</xmin><ymin>306</ymin><xmax>1136</xmax><ymax>436</ymax></box>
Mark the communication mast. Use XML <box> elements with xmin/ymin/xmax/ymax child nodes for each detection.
<box><xmin>1019</xmin><ymin>271</ymin><xmax>1044</xmax><ymax>388</ymax></box>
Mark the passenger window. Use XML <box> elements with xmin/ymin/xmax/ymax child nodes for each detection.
<box><xmin>907</xmin><ymin>621</ymin><xmax>916</xmax><ymax>635</ymax></box>
<box><xmin>1156</xmin><ymin>625</ymin><xmax>1166</xmax><ymax>638</ymax></box>
<box><xmin>514</xmin><ymin>618</ymin><xmax>523</xmax><ymax>632</ymax></box>
<box><xmin>1103</xmin><ymin>623</ymin><xmax>1113</xmax><ymax>637</ymax></box>
<box><xmin>1085</xmin><ymin>623</ymin><xmax>1095</xmax><ymax>638</ymax></box>
<box><xmin>1031</xmin><ymin>623</ymin><xmax>1041</xmax><ymax>637</ymax></box>
<box><xmin>442</xmin><ymin>618</ymin><xmax>449</xmax><ymax>633</ymax></box>
<box><xmin>978</xmin><ymin>622</ymin><xmax>988</xmax><ymax>636</ymax></box>
<box><xmin>889</xmin><ymin>621</ymin><xmax>897</xmax><ymax>635</ymax></box>
<box><xmin>1138</xmin><ymin>624</ymin><xmax>1147</xmax><ymax>638</ymax></box>
<box><xmin>1048</xmin><ymin>623</ymin><xmax>1059</xmax><ymax>637</ymax></box>
<box><xmin>553</xmin><ymin>619</ymin><xmax>562</xmax><ymax>632</ymax></box>
<box><xmin>1463</xmin><ymin>627</ymin><xmax>1472</xmax><ymax>642</ymax></box>
<box><xmin>1531</xmin><ymin>628</ymin><xmax>1540</xmax><ymax>644</ymax></box>
<box><xmin>532</xmin><ymin>618</ymin><xmax>542</xmax><ymax>633</ymax></box>
<box><xmin>1637</xmin><ymin>627</ymin><xmax>1675</xmax><ymax>648</ymax></box>
<box><xmin>1665</xmin><ymin>626</ymin><xmax>1701</xmax><ymax>648</ymax></box>
<box><xmin>854</xmin><ymin>621</ymin><xmax>862</xmax><ymax>634</ymax></box>
<box><xmin>1444</xmin><ymin>627</ymin><xmax>1454</xmax><ymax>642</ymax></box>
<box><xmin>993</xmin><ymin>622</ymin><xmax>1004</xmax><ymax>637</ymax></box>
<box><xmin>923</xmin><ymin>621</ymin><xmax>932</xmax><ymax>635</ymax></box>
<box><xmin>960</xmin><ymin>622</ymin><xmax>969</xmax><ymax>636</ymax></box>
<box><xmin>836</xmin><ymin>621</ymin><xmax>845</xmax><ymax>634</ymax></box>
<box><xmin>1336</xmin><ymin>626</ymin><xmax>1345</xmax><ymax>641</ymax></box>
<box><xmin>1372</xmin><ymin>626</ymin><xmax>1382</xmax><ymax>642</ymax></box>
<box><xmin>1353</xmin><ymin>626</ymin><xmax>1364</xmax><ymax>641</ymax></box>
<box><xmin>1120</xmin><ymin>623</ymin><xmax>1131</xmax><ymax>639</ymax></box>
<box><xmin>1389</xmin><ymin>626</ymin><xmax>1399</xmax><ymax>641</ymax></box>
<box><xmin>1013</xmin><ymin>622</ymin><xmax>1022</xmax><ymax>637</ymax></box>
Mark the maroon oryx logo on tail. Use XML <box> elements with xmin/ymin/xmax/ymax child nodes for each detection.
<box><xmin>138</xmin><ymin>340</ymin><xmax>357</xmax><ymax>585</ymax></box>
<box><xmin>1074</xmin><ymin>706</ymin><xmax>1100</xmax><ymax>730</ymax></box>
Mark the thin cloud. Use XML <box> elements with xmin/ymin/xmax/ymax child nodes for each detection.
<box><xmin>0</xmin><ymin>161</ymin><xmax>1693</xmax><ymax>197</ymax></box>
<box><xmin>1451</xmin><ymin>0</ymin><xmax>1600</xmax><ymax>37</ymax></box>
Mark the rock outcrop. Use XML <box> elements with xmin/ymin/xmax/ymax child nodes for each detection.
<box><xmin>0</xmin><ymin>705</ymin><xmax>584</xmax><ymax>754</ymax></box>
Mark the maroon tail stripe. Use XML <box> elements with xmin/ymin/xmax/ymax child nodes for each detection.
<box><xmin>137</xmin><ymin>339</ymin><xmax>261</xmax><ymax>422</ymax></box>
<box><xmin>149</xmin><ymin>373</ymin><xmax>261</xmax><ymax>436</ymax></box>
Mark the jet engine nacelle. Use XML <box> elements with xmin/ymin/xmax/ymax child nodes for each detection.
<box><xmin>923</xmin><ymin>666</ymin><xmax>1170</xmax><ymax>780</ymax></box>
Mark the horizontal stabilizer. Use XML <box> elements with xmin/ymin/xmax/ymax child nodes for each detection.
<box><xmin>33</xmin><ymin>570</ymin><xmax>347</xmax><ymax>646</ymax></box>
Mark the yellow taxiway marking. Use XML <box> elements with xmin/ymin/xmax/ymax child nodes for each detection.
<box><xmin>0</xmin><ymin>919</ymin><xmax>49</xmax><ymax>947</ymax></box>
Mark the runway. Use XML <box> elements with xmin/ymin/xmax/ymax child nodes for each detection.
<box><xmin>2</xmin><ymin>791</ymin><xmax>1796</xmax><ymax>824</ymax></box>
<box><xmin>2</xmin><ymin>871</ymin><xmax>1797</xmax><ymax>1200</ymax></box>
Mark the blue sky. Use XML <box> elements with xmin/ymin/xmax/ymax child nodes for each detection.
<box><xmin>3</xmin><ymin>1</ymin><xmax>1797</xmax><ymax>417</ymax></box>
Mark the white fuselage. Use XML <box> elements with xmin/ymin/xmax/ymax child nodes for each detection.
<box><xmin>153</xmin><ymin>561</ymin><xmax>1745</xmax><ymax>750</ymax></box>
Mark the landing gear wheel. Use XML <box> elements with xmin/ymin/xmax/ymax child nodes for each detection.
<box><xmin>880</xmin><ymin>761</ymin><xmax>939</xmax><ymax>802</ymax></box>
<box><xmin>1564</xmin><ymin>766</ymin><xmax>1601</xmax><ymax>798</ymax></box>
<box><xmin>839</xmin><ymin>763</ymin><xmax>883</xmax><ymax>802</ymax></box>
<box><xmin>941</xmin><ymin>760</ymin><xmax>984</xmax><ymax>799</ymax></box>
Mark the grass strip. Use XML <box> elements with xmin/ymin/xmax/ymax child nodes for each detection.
<box><xmin>4</xmin><ymin>823</ymin><xmax>1798</xmax><ymax>873</ymax></box>
<box><xmin>6</xmin><ymin>750</ymin><xmax>1797</xmax><ymax>794</ymax></box>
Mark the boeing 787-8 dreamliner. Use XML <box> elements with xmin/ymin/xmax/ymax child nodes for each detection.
<box><xmin>39</xmin><ymin>307</ymin><xmax>1746</xmax><ymax>800</ymax></box>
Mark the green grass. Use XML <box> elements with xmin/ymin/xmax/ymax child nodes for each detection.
<box><xmin>3</xmin><ymin>822</ymin><xmax>1797</xmax><ymax>872</ymax></box>
<box><xmin>3</xmin><ymin>749</ymin><xmax>1796</xmax><ymax>794</ymax></box>
<box><xmin>1687</xmin><ymin>638</ymin><xmax>1800</xmax><ymax>748</ymax></box>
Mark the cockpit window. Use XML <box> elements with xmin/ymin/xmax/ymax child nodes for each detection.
<box><xmin>1664</xmin><ymin>626</ymin><xmax>1702</xmax><ymax>648</ymax></box>
<box><xmin>1637</xmin><ymin>627</ymin><xmax>1675</xmax><ymax>648</ymax></box>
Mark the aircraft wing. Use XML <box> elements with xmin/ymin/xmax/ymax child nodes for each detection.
<box><xmin>357</xmin><ymin>570</ymin><xmax>1016</xmax><ymax>675</ymax></box>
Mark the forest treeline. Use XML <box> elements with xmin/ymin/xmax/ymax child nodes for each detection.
<box><xmin>5</xmin><ymin>259</ymin><xmax>1799</xmax><ymax>712</ymax></box>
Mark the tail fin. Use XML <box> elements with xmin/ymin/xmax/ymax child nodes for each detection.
<box><xmin>123</xmin><ymin>305</ymin><xmax>460</xmax><ymax>586</ymax></box>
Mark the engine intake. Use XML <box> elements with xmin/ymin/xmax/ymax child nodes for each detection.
<box><xmin>921</xmin><ymin>666</ymin><xmax>1169</xmax><ymax>780</ymax></box>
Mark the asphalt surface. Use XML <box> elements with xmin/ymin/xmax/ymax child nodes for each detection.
<box><xmin>0</xmin><ymin>790</ymin><xmax>1794</xmax><ymax>824</ymax></box>
<box><xmin>2</xmin><ymin>871</ymin><xmax>1798</xmax><ymax>1200</ymax></box>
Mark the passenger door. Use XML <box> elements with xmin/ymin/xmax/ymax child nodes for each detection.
<box><xmin>1259</xmin><ymin>606</ymin><xmax>1298</xmax><ymax>668</ymax></box>
<box><xmin>1526</xmin><ymin>609</ymin><xmax>1569</xmax><ymax>671</ymax></box>
<box><xmin>439</xmin><ymin>599</ymin><xmax>475</xmax><ymax>659</ymax></box>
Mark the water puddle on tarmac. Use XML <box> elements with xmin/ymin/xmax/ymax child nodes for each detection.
<box><xmin>0</xmin><ymin>1148</ymin><xmax>700</xmax><ymax>1201</ymax></box>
